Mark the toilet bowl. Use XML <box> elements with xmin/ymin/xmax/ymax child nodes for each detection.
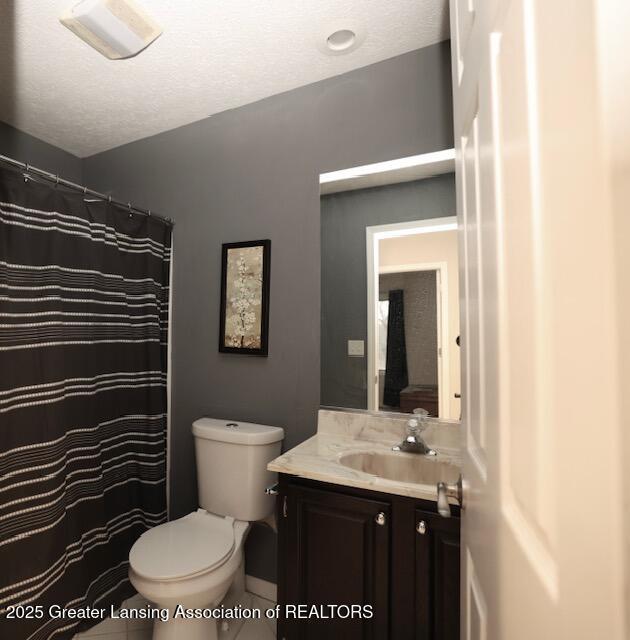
<box><xmin>128</xmin><ymin>418</ymin><xmax>284</xmax><ymax>640</ymax></box>
<box><xmin>129</xmin><ymin>510</ymin><xmax>250</xmax><ymax>640</ymax></box>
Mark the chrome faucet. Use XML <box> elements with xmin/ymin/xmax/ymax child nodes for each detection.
<box><xmin>392</xmin><ymin>410</ymin><xmax>436</xmax><ymax>456</ymax></box>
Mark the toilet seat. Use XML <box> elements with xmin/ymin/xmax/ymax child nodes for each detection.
<box><xmin>129</xmin><ymin>510</ymin><xmax>235</xmax><ymax>581</ymax></box>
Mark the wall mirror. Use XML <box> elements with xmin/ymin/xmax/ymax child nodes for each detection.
<box><xmin>320</xmin><ymin>151</ymin><xmax>461</xmax><ymax>419</ymax></box>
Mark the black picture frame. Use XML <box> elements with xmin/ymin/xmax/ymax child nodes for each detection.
<box><xmin>219</xmin><ymin>239</ymin><xmax>271</xmax><ymax>356</ymax></box>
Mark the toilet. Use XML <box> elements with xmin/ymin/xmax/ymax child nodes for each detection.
<box><xmin>128</xmin><ymin>418</ymin><xmax>284</xmax><ymax>640</ymax></box>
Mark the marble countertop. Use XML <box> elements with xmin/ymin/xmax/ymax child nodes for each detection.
<box><xmin>268</xmin><ymin>409</ymin><xmax>463</xmax><ymax>502</ymax></box>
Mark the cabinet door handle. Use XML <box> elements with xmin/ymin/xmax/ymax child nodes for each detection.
<box><xmin>375</xmin><ymin>511</ymin><xmax>386</xmax><ymax>526</ymax></box>
<box><xmin>416</xmin><ymin>520</ymin><xmax>427</xmax><ymax>535</ymax></box>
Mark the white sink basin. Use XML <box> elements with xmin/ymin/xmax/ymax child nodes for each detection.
<box><xmin>338</xmin><ymin>450</ymin><xmax>459</xmax><ymax>486</ymax></box>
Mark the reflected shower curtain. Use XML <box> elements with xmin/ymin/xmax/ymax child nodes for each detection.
<box><xmin>383</xmin><ymin>289</ymin><xmax>408</xmax><ymax>408</ymax></box>
<box><xmin>0</xmin><ymin>167</ymin><xmax>171</xmax><ymax>640</ymax></box>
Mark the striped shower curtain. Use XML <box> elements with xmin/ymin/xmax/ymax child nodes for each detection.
<box><xmin>0</xmin><ymin>167</ymin><xmax>171</xmax><ymax>640</ymax></box>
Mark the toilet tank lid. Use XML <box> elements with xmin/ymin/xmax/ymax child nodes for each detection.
<box><xmin>192</xmin><ymin>418</ymin><xmax>284</xmax><ymax>445</ymax></box>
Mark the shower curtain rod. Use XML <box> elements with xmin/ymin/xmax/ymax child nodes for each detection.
<box><xmin>0</xmin><ymin>153</ymin><xmax>174</xmax><ymax>226</ymax></box>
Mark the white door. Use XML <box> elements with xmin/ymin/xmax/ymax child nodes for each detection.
<box><xmin>451</xmin><ymin>1</ymin><xmax>627</xmax><ymax>639</ymax></box>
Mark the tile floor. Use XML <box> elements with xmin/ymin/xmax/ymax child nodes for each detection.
<box><xmin>73</xmin><ymin>593</ymin><xmax>276</xmax><ymax>640</ymax></box>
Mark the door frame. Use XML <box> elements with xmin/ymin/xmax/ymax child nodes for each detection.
<box><xmin>366</xmin><ymin>217</ymin><xmax>457</xmax><ymax>415</ymax></box>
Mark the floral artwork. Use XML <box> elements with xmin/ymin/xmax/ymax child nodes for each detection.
<box><xmin>219</xmin><ymin>240</ymin><xmax>270</xmax><ymax>355</ymax></box>
<box><xmin>225</xmin><ymin>247</ymin><xmax>263</xmax><ymax>348</ymax></box>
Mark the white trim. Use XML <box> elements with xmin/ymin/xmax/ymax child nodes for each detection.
<box><xmin>320</xmin><ymin>149</ymin><xmax>456</xmax><ymax>195</ymax></box>
<box><xmin>366</xmin><ymin>217</ymin><xmax>457</xmax><ymax>415</ymax></box>
<box><xmin>366</xmin><ymin>227</ymin><xmax>379</xmax><ymax>413</ymax></box>
<box><xmin>379</xmin><ymin>261</ymin><xmax>447</xmax><ymax>274</ymax></box>
<box><xmin>245</xmin><ymin>575</ymin><xmax>277</xmax><ymax>602</ymax></box>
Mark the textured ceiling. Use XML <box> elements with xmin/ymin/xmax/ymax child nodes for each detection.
<box><xmin>0</xmin><ymin>1</ymin><xmax>448</xmax><ymax>158</ymax></box>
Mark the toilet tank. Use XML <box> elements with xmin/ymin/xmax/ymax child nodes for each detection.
<box><xmin>192</xmin><ymin>418</ymin><xmax>284</xmax><ymax>522</ymax></box>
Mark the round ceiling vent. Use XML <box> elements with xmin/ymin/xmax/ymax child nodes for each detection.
<box><xmin>317</xmin><ymin>23</ymin><xmax>366</xmax><ymax>56</ymax></box>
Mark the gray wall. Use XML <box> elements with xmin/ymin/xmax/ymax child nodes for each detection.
<box><xmin>321</xmin><ymin>176</ymin><xmax>455</xmax><ymax>409</ymax></box>
<box><xmin>81</xmin><ymin>42</ymin><xmax>454</xmax><ymax>582</ymax></box>
<box><xmin>0</xmin><ymin>121</ymin><xmax>83</xmax><ymax>183</ymax></box>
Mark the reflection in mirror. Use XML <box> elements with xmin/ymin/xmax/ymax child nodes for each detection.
<box><xmin>320</xmin><ymin>153</ymin><xmax>460</xmax><ymax>418</ymax></box>
<box><xmin>371</xmin><ymin>220</ymin><xmax>459</xmax><ymax>418</ymax></box>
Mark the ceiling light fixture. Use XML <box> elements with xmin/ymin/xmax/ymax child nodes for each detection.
<box><xmin>327</xmin><ymin>29</ymin><xmax>356</xmax><ymax>52</ymax></box>
<box><xmin>317</xmin><ymin>22</ymin><xmax>366</xmax><ymax>56</ymax></box>
<box><xmin>60</xmin><ymin>0</ymin><xmax>162</xmax><ymax>60</ymax></box>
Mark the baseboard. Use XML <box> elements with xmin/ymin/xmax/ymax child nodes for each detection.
<box><xmin>245</xmin><ymin>574</ymin><xmax>277</xmax><ymax>602</ymax></box>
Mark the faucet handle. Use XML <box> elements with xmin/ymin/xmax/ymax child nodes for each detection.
<box><xmin>436</xmin><ymin>482</ymin><xmax>451</xmax><ymax>518</ymax></box>
<box><xmin>437</xmin><ymin>475</ymin><xmax>464</xmax><ymax>518</ymax></box>
<box><xmin>412</xmin><ymin>408</ymin><xmax>430</xmax><ymax>429</ymax></box>
<box><xmin>407</xmin><ymin>414</ymin><xmax>428</xmax><ymax>435</ymax></box>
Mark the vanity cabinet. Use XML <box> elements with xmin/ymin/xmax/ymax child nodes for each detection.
<box><xmin>279</xmin><ymin>483</ymin><xmax>390</xmax><ymax>640</ymax></box>
<box><xmin>276</xmin><ymin>475</ymin><xmax>460</xmax><ymax>640</ymax></box>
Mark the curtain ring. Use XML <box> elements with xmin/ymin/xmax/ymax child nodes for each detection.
<box><xmin>55</xmin><ymin>175</ymin><xmax>60</xmax><ymax>187</ymax></box>
<box><xmin>108</xmin><ymin>195</ymin><xmax>112</xmax><ymax>204</ymax></box>
<box><xmin>83</xmin><ymin>186</ymin><xmax>88</xmax><ymax>195</ymax></box>
<box><xmin>128</xmin><ymin>203</ymin><xmax>132</xmax><ymax>218</ymax></box>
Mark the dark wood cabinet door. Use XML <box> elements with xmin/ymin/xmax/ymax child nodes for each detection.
<box><xmin>280</xmin><ymin>483</ymin><xmax>390</xmax><ymax>640</ymax></box>
<box><xmin>414</xmin><ymin>509</ymin><xmax>460</xmax><ymax>640</ymax></box>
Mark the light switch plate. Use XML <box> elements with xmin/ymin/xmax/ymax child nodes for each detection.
<box><xmin>347</xmin><ymin>340</ymin><xmax>365</xmax><ymax>357</ymax></box>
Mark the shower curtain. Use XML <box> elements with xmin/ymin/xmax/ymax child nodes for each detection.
<box><xmin>383</xmin><ymin>289</ymin><xmax>408</xmax><ymax>408</ymax></box>
<box><xmin>0</xmin><ymin>166</ymin><xmax>171</xmax><ymax>640</ymax></box>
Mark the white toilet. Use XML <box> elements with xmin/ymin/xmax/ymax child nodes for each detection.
<box><xmin>128</xmin><ymin>418</ymin><xmax>284</xmax><ymax>640</ymax></box>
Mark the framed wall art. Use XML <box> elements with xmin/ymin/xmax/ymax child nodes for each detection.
<box><xmin>219</xmin><ymin>239</ymin><xmax>271</xmax><ymax>355</ymax></box>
